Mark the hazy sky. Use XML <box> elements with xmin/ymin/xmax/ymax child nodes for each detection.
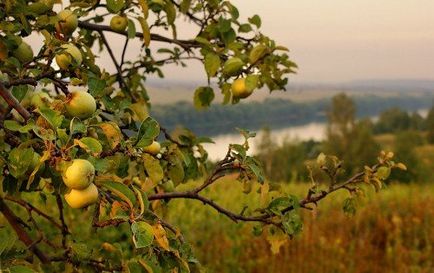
<box><xmin>29</xmin><ymin>1</ymin><xmax>434</xmax><ymax>84</ymax></box>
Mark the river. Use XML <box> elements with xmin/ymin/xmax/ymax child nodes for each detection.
<box><xmin>203</xmin><ymin>108</ymin><xmax>430</xmax><ymax>161</ymax></box>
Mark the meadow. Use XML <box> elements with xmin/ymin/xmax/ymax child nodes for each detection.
<box><xmin>167</xmin><ymin>180</ymin><xmax>434</xmax><ymax>273</ymax></box>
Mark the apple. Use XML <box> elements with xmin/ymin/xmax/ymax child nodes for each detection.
<box><xmin>55</xmin><ymin>44</ymin><xmax>82</xmax><ymax>70</ymax></box>
<box><xmin>143</xmin><ymin>141</ymin><xmax>161</xmax><ymax>155</ymax></box>
<box><xmin>64</xmin><ymin>183</ymin><xmax>99</xmax><ymax>209</ymax></box>
<box><xmin>65</xmin><ymin>91</ymin><xmax>96</xmax><ymax>119</ymax></box>
<box><xmin>30</xmin><ymin>91</ymin><xmax>52</xmax><ymax>109</ymax></box>
<box><xmin>63</xmin><ymin>159</ymin><xmax>95</xmax><ymax>190</ymax></box>
<box><xmin>29</xmin><ymin>0</ymin><xmax>54</xmax><ymax>15</ymax></box>
<box><xmin>231</xmin><ymin>78</ymin><xmax>253</xmax><ymax>99</ymax></box>
<box><xmin>110</xmin><ymin>15</ymin><xmax>128</xmax><ymax>32</ymax></box>
<box><xmin>13</xmin><ymin>41</ymin><xmax>34</xmax><ymax>63</ymax></box>
<box><xmin>55</xmin><ymin>9</ymin><xmax>78</xmax><ymax>35</ymax></box>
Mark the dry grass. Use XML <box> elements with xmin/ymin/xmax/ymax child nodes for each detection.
<box><xmin>167</xmin><ymin>181</ymin><xmax>434</xmax><ymax>273</ymax></box>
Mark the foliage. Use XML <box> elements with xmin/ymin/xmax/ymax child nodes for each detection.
<box><xmin>0</xmin><ymin>1</ymin><xmax>404</xmax><ymax>272</ymax></box>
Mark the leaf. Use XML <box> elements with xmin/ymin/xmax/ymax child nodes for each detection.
<box><xmin>37</xmin><ymin>107</ymin><xmax>63</xmax><ymax>129</ymax></box>
<box><xmin>8</xmin><ymin>147</ymin><xmax>34</xmax><ymax>179</ymax></box>
<box><xmin>249</xmin><ymin>44</ymin><xmax>267</xmax><ymax>64</ymax></box>
<box><xmin>204</xmin><ymin>53</ymin><xmax>220</xmax><ymax>77</ymax></box>
<box><xmin>281</xmin><ymin>212</ymin><xmax>303</xmax><ymax>236</ymax></box>
<box><xmin>343</xmin><ymin>197</ymin><xmax>357</xmax><ymax>216</ymax></box>
<box><xmin>248</xmin><ymin>14</ymin><xmax>262</xmax><ymax>28</ymax></box>
<box><xmin>74</xmin><ymin>137</ymin><xmax>103</xmax><ymax>155</ymax></box>
<box><xmin>153</xmin><ymin>223</ymin><xmax>170</xmax><ymax>251</ymax></box>
<box><xmin>180</xmin><ymin>0</ymin><xmax>191</xmax><ymax>13</ymax></box>
<box><xmin>316</xmin><ymin>153</ymin><xmax>326</xmax><ymax>166</ymax></box>
<box><xmin>88</xmin><ymin>76</ymin><xmax>106</xmax><ymax>97</ymax></box>
<box><xmin>193</xmin><ymin>86</ymin><xmax>214</xmax><ymax>109</ymax></box>
<box><xmin>8</xmin><ymin>266</ymin><xmax>35</xmax><ymax>273</ymax></box>
<box><xmin>245</xmin><ymin>74</ymin><xmax>259</xmax><ymax>91</ymax></box>
<box><xmin>106</xmin><ymin>0</ymin><xmax>125</xmax><ymax>13</ymax></box>
<box><xmin>71</xmin><ymin>242</ymin><xmax>92</xmax><ymax>260</ymax></box>
<box><xmin>136</xmin><ymin>117</ymin><xmax>160</xmax><ymax>148</ymax></box>
<box><xmin>99</xmin><ymin>122</ymin><xmax>123</xmax><ymax>149</ymax></box>
<box><xmin>69</xmin><ymin>118</ymin><xmax>87</xmax><ymax>135</ymax></box>
<box><xmin>164</xmin><ymin>1</ymin><xmax>176</xmax><ymax>25</ymax></box>
<box><xmin>138</xmin><ymin>0</ymin><xmax>149</xmax><ymax>19</ymax></box>
<box><xmin>376</xmin><ymin>166</ymin><xmax>391</xmax><ymax>180</ymax></box>
<box><xmin>143</xmin><ymin>154</ymin><xmax>163</xmax><ymax>184</ymax></box>
<box><xmin>131</xmin><ymin>221</ymin><xmax>154</xmax><ymax>248</ymax></box>
<box><xmin>395</xmin><ymin>162</ymin><xmax>407</xmax><ymax>171</ymax></box>
<box><xmin>239</xmin><ymin>23</ymin><xmax>252</xmax><ymax>33</ymax></box>
<box><xmin>137</xmin><ymin>17</ymin><xmax>151</xmax><ymax>47</ymax></box>
<box><xmin>102</xmin><ymin>181</ymin><xmax>137</xmax><ymax>208</ymax></box>
<box><xmin>222</xmin><ymin>57</ymin><xmax>244</xmax><ymax>76</ymax></box>
<box><xmin>127</xmin><ymin>19</ymin><xmax>136</xmax><ymax>39</ymax></box>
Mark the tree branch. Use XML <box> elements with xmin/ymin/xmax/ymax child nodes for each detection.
<box><xmin>78</xmin><ymin>21</ymin><xmax>199</xmax><ymax>49</ymax></box>
<box><xmin>0</xmin><ymin>198</ymin><xmax>50</xmax><ymax>264</ymax></box>
<box><xmin>0</xmin><ymin>81</ymin><xmax>31</xmax><ymax>121</ymax></box>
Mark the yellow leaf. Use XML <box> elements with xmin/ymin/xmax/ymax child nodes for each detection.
<box><xmin>137</xmin><ymin>16</ymin><xmax>151</xmax><ymax>47</ymax></box>
<box><xmin>138</xmin><ymin>0</ymin><xmax>149</xmax><ymax>19</ymax></box>
<box><xmin>153</xmin><ymin>223</ymin><xmax>170</xmax><ymax>251</ymax></box>
<box><xmin>27</xmin><ymin>150</ymin><xmax>50</xmax><ymax>190</ymax></box>
<box><xmin>266</xmin><ymin>231</ymin><xmax>288</xmax><ymax>254</ymax></box>
<box><xmin>99</xmin><ymin>122</ymin><xmax>122</xmax><ymax>149</ymax></box>
<box><xmin>260</xmin><ymin>182</ymin><xmax>270</xmax><ymax>207</ymax></box>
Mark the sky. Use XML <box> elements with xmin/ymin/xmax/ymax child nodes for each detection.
<box><xmin>28</xmin><ymin>1</ymin><xmax>434</xmax><ymax>84</ymax></box>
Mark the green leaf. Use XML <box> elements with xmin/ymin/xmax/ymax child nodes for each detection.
<box><xmin>8</xmin><ymin>148</ymin><xmax>34</xmax><ymax>178</ymax></box>
<box><xmin>102</xmin><ymin>181</ymin><xmax>137</xmax><ymax>208</ymax></box>
<box><xmin>376</xmin><ymin>166</ymin><xmax>391</xmax><ymax>180</ymax></box>
<box><xmin>69</xmin><ymin>118</ymin><xmax>87</xmax><ymax>135</ymax></box>
<box><xmin>281</xmin><ymin>212</ymin><xmax>303</xmax><ymax>236</ymax></box>
<box><xmin>71</xmin><ymin>242</ymin><xmax>92</xmax><ymax>260</ymax></box>
<box><xmin>164</xmin><ymin>1</ymin><xmax>176</xmax><ymax>25</ymax></box>
<box><xmin>343</xmin><ymin>197</ymin><xmax>357</xmax><ymax>216</ymax></box>
<box><xmin>131</xmin><ymin>221</ymin><xmax>154</xmax><ymax>248</ymax></box>
<box><xmin>88</xmin><ymin>76</ymin><xmax>106</xmax><ymax>97</ymax></box>
<box><xmin>4</xmin><ymin>120</ymin><xmax>22</xmax><ymax>131</ymax></box>
<box><xmin>222</xmin><ymin>57</ymin><xmax>244</xmax><ymax>76</ymax></box>
<box><xmin>37</xmin><ymin>107</ymin><xmax>63</xmax><ymax>128</ymax></box>
<box><xmin>106</xmin><ymin>0</ymin><xmax>125</xmax><ymax>13</ymax></box>
<box><xmin>11</xmin><ymin>85</ymin><xmax>29</xmax><ymax>102</ymax></box>
<box><xmin>180</xmin><ymin>0</ymin><xmax>191</xmax><ymax>13</ymax></box>
<box><xmin>204</xmin><ymin>53</ymin><xmax>220</xmax><ymax>77</ymax></box>
<box><xmin>127</xmin><ymin>19</ymin><xmax>136</xmax><ymax>39</ymax></box>
<box><xmin>249</xmin><ymin>44</ymin><xmax>267</xmax><ymax>64</ymax></box>
<box><xmin>239</xmin><ymin>23</ymin><xmax>252</xmax><ymax>33</ymax></box>
<box><xmin>245</xmin><ymin>74</ymin><xmax>259</xmax><ymax>91</ymax></box>
<box><xmin>9</xmin><ymin>266</ymin><xmax>35</xmax><ymax>273</ymax></box>
<box><xmin>193</xmin><ymin>86</ymin><xmax>214</xmax><ymax>109</ymax></box>
<box><xmin>268</xmin><ymin>195</ymin><xmax>299</xmax><ymax>216</ymax></box>
<box><xmin>136</xmin><ymin>117</ymin><xmax>160</xmax><ymax>148</ymax></box>
<box><xmin>75</xmin><ymin>137</ymin><xmax>103</xmax><ymax>154</ymax></box>
<box><xmin>248</xmin><ymin>14</ymin><xmax>262</xmax><ymax>28</ymax></box>
<box><xmin>143</xmin><ymin>154</ymin><xmax>164</xmax><ymax>184</ymax></box>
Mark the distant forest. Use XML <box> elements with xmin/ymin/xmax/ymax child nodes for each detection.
<box><xmin>151</xmin><ymin>94</ymin><xmax>434</xmax><ymax>136</ymax></box>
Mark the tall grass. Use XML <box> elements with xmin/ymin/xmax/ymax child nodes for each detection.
<box><xmin>167</xmin><ymin>180</ymin><xmax>434</xmax><ymax>273</ymax></box>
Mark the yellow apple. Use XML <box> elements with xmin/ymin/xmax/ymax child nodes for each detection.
<box><xmin>65</xmin><ymin>91</ymin><xmax>96</xmax><ymax>119</ymax></box>
<box><xmin>63</xmin><ymin>159</ymin><xmax>95</xmax><ymax>190</ymax></box>
<box><xmin>13</xmin><ymin>41</ymin><xmax>34</xmax><ymax>63</ymax></box>
<box><xmin>64</xmin><ymin>183</ymin><xmax>99</xmax><ymax>209</ymax></box>
<box><xmin>110</xmin><ymin>15</ymin><xmax>128</xmax><ymax>32</ymax></box>
<box><xmin>143</xmin><ymin>141</ymin><xmax>161</xmax><ymax>155</ymax></box>
<box><xmin>55</xmin><ymin>9</ymin><xmax>78</xmax><ymax>35</ymax></box>
<box><xmin>55</xmin><ymin>44</ymin><xmax>82</xmax><ymax>70</ymax></box>
<box><xmin>231</xmin><ymin>78</ymin><xmax>253</xmax><ymax>99</ymax></box>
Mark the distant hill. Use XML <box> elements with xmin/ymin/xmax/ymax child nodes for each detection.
<box><xmin>146</xmin><ymin>79</ymin><xmax>434</xmax><ymax>105</ymax></box>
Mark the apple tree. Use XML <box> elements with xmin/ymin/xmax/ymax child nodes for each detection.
<box><xmin>0</xmin><ymin>0</ymin><xmax>406</xmax><ymax>272</ymax></box>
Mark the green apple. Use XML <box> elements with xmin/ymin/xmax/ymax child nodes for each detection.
<box><xmin>30</xmin><ymin>91</ymin><xmax>52</xmax><ymax>109</ymax></box>
<box><xmin>55</xmin><ymin>9</ymin><xmax>78</xmax><ymax>35</ymax></box>
<box><xmin>63</xmin><ymin>159</ymin><xmax>95</xmax><ymax>190</ymax></box>
<box><xmin>64</xmin><ymin>183</ymin><xmax>99</xmax><ymax>209</ymax></box>
<box><xmin>13</xmin><ymin>41</ymin><xmax>34</xmax><ymax>63</ymax></box>
<box><xmin>110</xmin><ymin>15</ymin><xmax>128</xmax><ymax>32</ymax></box>
<box><xmin>65</xmin><ymin>91</ymin><xmax>96</xmax><ymax>119</ymax></box>
<box><xmin>231</xmin><ymin>78</ymin><xmax>253</xmax><ymax>99</ymax></box>
<box><xmin>55</xmin><ymin>44</ymin><xmax>82</xmax><ymax>70</ymax></box>
<box><xmin>143</xmin><ymin>141</ymin><xmax>161</xmax><ymax>155</ymax></box>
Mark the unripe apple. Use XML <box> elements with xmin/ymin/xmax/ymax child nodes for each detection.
<box><xmin>143</xmin><ymin>141</ymin><xmax>160</xmax><ymax>155</ymax></box>
<box><xmin>55</xmin><ymin>44</ymin><xmax>82</xmax><ymax>70</ymax></box>
<box><xmin>55</xmin><ymin>9</ymin><xmax>78</xmax><ymax>35</ymax></box>
<box><xmin>30</xmin><ymin>91</ymin><xmax>52</xmax><ymax>109</ymax></box>
<box><xmin>63</xmin><ymin>159</ymin><xmax>95</xmax><ymax>190</ymax></box>
<box><xmin>65</xmin><ymin>91</ymin><xmax>96</xmax><ymax>119</ymax></box>
<box><xmin>110</xmin><ymin>15</ymin><xmax>128</xmax><ymax>32</ymax></box>
<box><xmin>231</xmin><ymin>78</ymin><xmax>253</xmax><ymax>99</ymax></box>
<box><xmin>64</xmin><ymin>183</ymin><xmax>99</xmax><ymax>209</ymax></box>
<box><xmin>13</xmin><ymin>41</ymin><xmax>34</xmax><ymax>63</ymax></box>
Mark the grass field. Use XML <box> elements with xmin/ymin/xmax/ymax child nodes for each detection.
<box><xmin>167</xmin><ymin>180</ymin><xmax>434</xmax><ymax>273</ymax></box>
